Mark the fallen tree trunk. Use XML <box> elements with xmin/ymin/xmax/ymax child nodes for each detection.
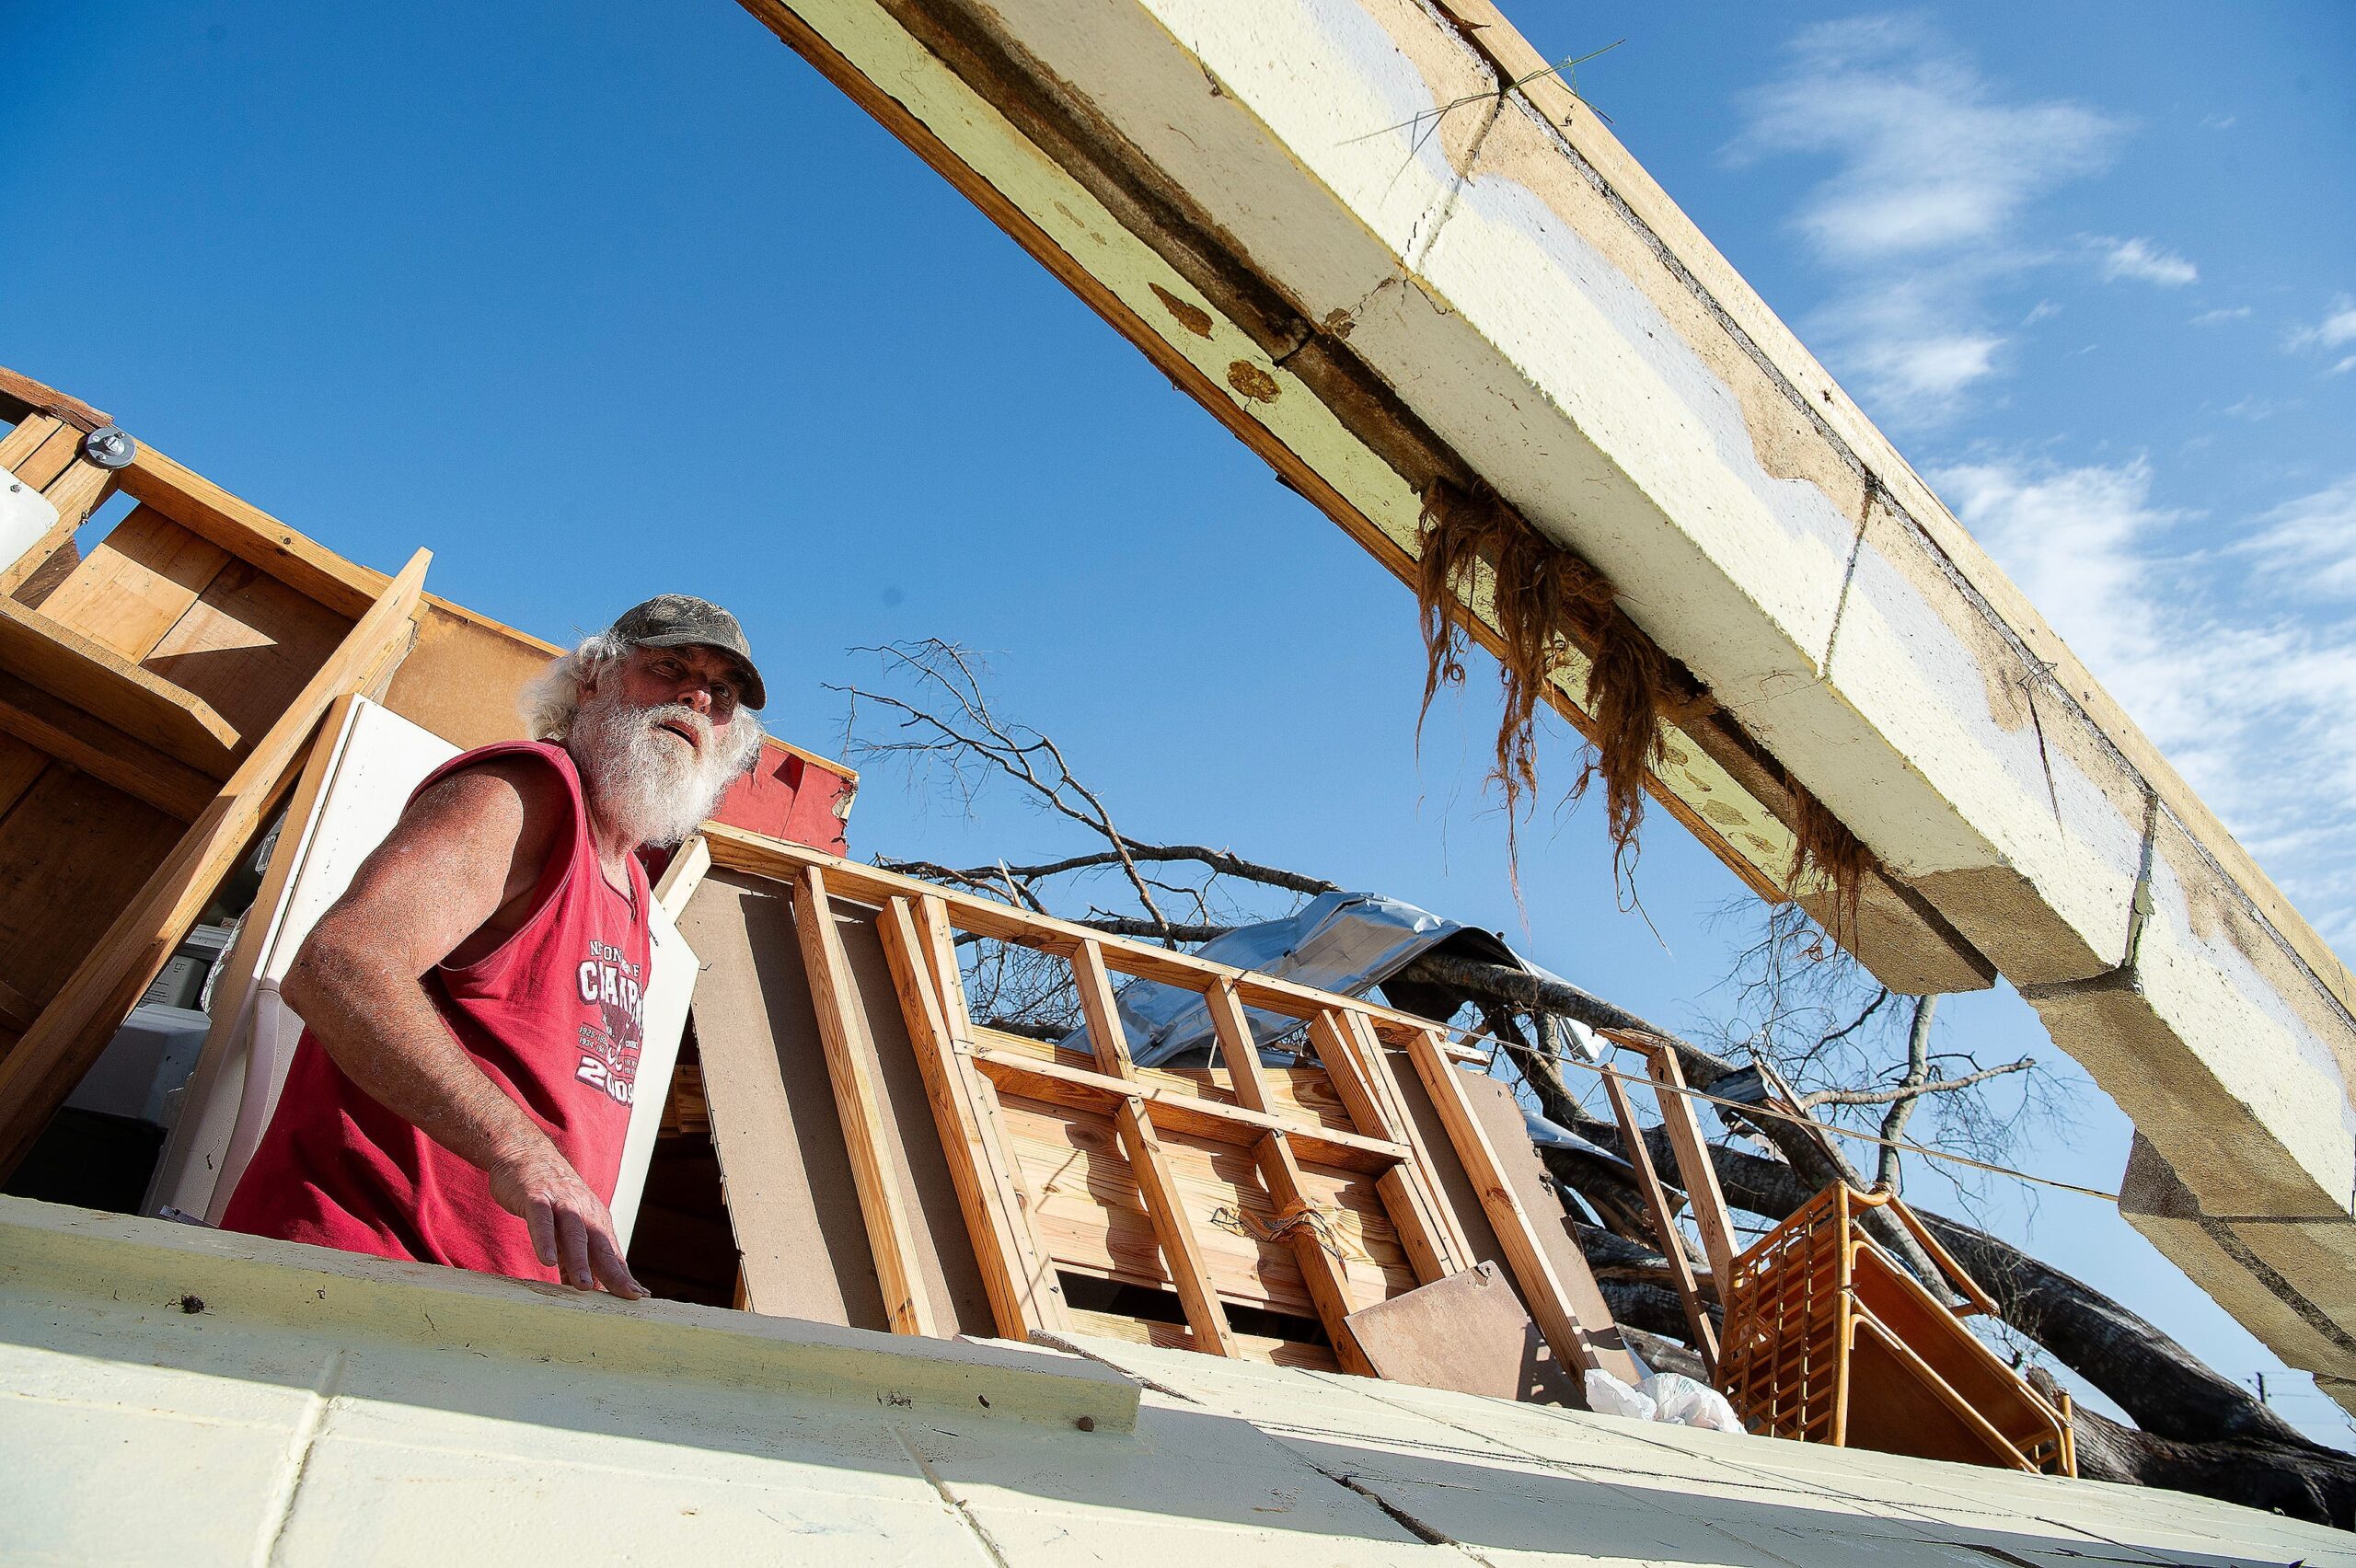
<box><xmin>1396</xmin><ymin>952</ymin><xmax>1945</xmax><ymax>1282</ymax></box>
<box><xmin>1542</xmin><ymin>1112</ymin><xmax>2356</xmax><ymax>1528</ymax></box>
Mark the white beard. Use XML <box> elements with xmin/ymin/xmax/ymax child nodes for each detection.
<box><xmin>570</xmin><ymin>687</ymin><xmax>742</xmax><ymax>848</ymax></box>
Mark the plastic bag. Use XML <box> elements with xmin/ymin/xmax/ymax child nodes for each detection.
<box><xmin>1641</xmin><ymin>1373</ymin><xmax>1746</xmax><ymax>1434</ymax></box>
<box><xmin>1582</xmin><ymin>1368</ymin><xmax>1657</xmax><ymax>1422</ymax></box>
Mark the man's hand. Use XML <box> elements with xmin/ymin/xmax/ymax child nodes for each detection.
<box><xmin>487</xmin><ymin>1137</ymin><xmax>647</xmax><ymax>1299</ymax></box>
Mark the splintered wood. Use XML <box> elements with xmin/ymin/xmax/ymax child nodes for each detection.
<box><xmin>690</xmin><ymin>824</ymin><xmax>1621</xmax><ymax>1391</ymax></box>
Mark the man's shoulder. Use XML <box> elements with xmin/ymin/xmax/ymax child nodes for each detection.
<box><xmin>406</xmin><ymin>744</ymin><xmax>579</xmax><ymax>851</ymax></box>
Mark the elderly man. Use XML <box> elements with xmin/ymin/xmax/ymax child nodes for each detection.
<box><xmin>223</xmin><ymin>596</ymin><xmax>767</xmax><ymax>1297</ymax></box>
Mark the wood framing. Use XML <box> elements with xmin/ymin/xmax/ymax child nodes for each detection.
<box><xmin>1600</xmin><ymin>1059</ymin><xmax>1720</xmax><ymax>1375</ymax></box>
<box><xmin>1307</xmin><ymin>1008</ymin><xmax>1464</xmax><ymax>1287</ymax></box>
<box><xmin>1207</xmin><ymin>977</ymin><xmax>1375</xmax><ymax>1375</ymax></box>
<box><xmin>1068</xmin><ymin>937</ymin><xmax>1237</xmax><ymax>1357</ymax></box>
<box><xmin>0</xmin><ymin>548</ymin><xmax>429</xmax><ymax>1177</ymax></box>
<box><xmin>876</xmin><ymin>894</ymin><xmax>1068</xmax><ymax>1338</ymax></box>
<box><xmin>698</xmin><ymin>824</ymin><xmax>1610</xmax><ymax>1386</ymax></box>
<box><xmin>790</xmin><ymin>864</ymin><xmax>938</xmax><ymax>1337</ymax></box>
<box><xmin>1402</xmin><ymin>1028</ymin><xmax>1610</xmax><ymax>1379</ymax></box>
<box><xmin>1635</xmin><ymin>1038</ymin><xmax>1741</xmax><ymax>1301</ymax></box>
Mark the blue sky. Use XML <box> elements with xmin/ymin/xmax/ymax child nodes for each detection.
<box><xmin>5</xmin><ymin>4</ymin><xmax>2351</xmax><ymax>1444</ymax></box>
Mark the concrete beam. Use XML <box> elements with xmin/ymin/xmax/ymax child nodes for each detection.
<box><xmin>733</xmin><ymin>0</ymin><xmax>2356</xmax><ymax>1384</ymax></box>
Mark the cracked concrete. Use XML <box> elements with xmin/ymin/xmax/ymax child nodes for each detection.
<box><xmin>6</xmin><ymin>1204</ymin><xmax>2350</xmax><ymax>1563</ymax></box>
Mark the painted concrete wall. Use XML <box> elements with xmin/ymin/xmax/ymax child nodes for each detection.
<box><xmin>4</xmin><ymin>1199</ymin><xmax>2344</xmax><ymax>1565</ymax></box>
<box><xmin>726</xmin><ymin>0</ymin><xmax>2356</xmax><ymax>1404</ymax></box>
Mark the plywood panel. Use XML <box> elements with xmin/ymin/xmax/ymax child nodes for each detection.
<box><xmin>145</xmin><ymin>560</ymin><xmax>351</xmax><ymax>744</ymax></box>
<box><xmin>380</xmin><ymin>602</ymin><xmax>552</xmax><ymax>751</ymax></box>
<box><xmin>0</xmin><ymin>732</ymin><xmax>52</xmax><ymax>824</ymax></box>
<box><xmin>0</xmin><ymin>767</ymin><xmax>183</xmax><ymax>1027</ymax></box>
<box><xmin>39</xmin><ymin>508</ymin><xmax>230</xmax><ymax>661</ymax></box>
<box><xmin>999</xmin><ymin>1091</ymin><xmax>1413</xmax><ymax>1317</ymax></box>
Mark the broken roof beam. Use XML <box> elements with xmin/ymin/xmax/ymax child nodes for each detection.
<box><xmin>735</xmin><ymin>0</ymin><xmax>2356</xmax><ymax>1403</ymax></box>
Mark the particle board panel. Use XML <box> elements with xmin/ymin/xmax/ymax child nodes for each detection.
<box><xmin>999</xmin><ymin>1090</ymin><xmax>1413</xmax><ymax>1318</ymax></box>
<box><xmin>1343</xmin><ymin>1261</ymin><xmax>1580</xmax><ymax>1404</ymax></box>
<box><xmin>0</xmin><ymin>766</ymin><xmax>184</xmax><ymax>1032</ymax></box>
<box><xmin>144</xmin><ymin>560</ymin><xmax>352</xmax><ymax>747</ymax></box>
<box><xmin>38</xmin><ymin>508</ymin><xmax>232</xmax><ymax>662</ymax></box>
<box><xmin>674</xmin><ymin>870</ymin><xmax>992</xmax><ymax>1335</ymax></box>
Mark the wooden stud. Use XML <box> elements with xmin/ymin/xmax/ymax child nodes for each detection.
<box><xmin>1207</xmin><ymin>977</ymin><xmax>1378</xmax><ymax>1374</ymax></box>
<box><xmin>0</xmin><ymin>668</ymin><xmax>214</xmax><ymax>821</ymax></box>
<box><xmin>8</xmin><ymin>422</ymin><xmax>82</xmax><ymax>490</ymax></box>
<box><xmin>1600</xmin><ymin>1058</ymin><xmax>1720</xmax><ymax>1374</ymax></box>
<box><xmin>0</xmin><ymin>549</ymin><xmax>429</xmax><ymax>1178</ymax></box>
<box><xmin>789</xmin><ymin>865</ymin><xmax>937</xmax><ymax>1337</ymax></box>
<box><xmin>39</xmin><ymin>457</ymin><xmax>113</xmax><ymax>533</ymax></box>
<box><xmin>653</xmin><ymin>832</ymin><xmax>711</xmax><ymax>920</ymax></box>
<box><xmin>0</xmin><ymin>415</ymin><xmax>66</xmax><ymax>475</ymax></box>
<box><xmin>1069</xmin><ymin>936</ymin><xmax>1238</xmax><ymax>1357</ymax></box>
<box><xmin>1343</xmin><ymin>1009</ymin><xmax>1475</xmax><ymax>1268</ymax></box>
<box><xmin>912</xmin><ymin>892</ymin><xmax>1073</xmax><ymax>1333</ymax></box>
<box><xmin>1402</xmin><ymin>1029</ymin><xmax>1610</xmax><ymax>1377</ymax></box>
<box><xmin>1306</xmin><ymin>1009</ymin><xmax>1461</xmax><ymax>1285</ymax></box>
<box><xmin>118</xmin><ymin>445</ymin><xmax>383</xmax><ymax>620</ymax></box>
<box><xmin>0</xmin><ymin>596</ymin><xmax>242</xmax><ymax>775</ymax></box>
<box><xmin>963</xmin><ymin>1039</ymin><xmax>1405</xmax><ymax>1172</ymax></box>
<box><xmin>878</xmin><ymin>894</ymin><xmax>1068</xmax><ymax>1338</ymax></box>
<box><xmin>0</xmin><ymin>366</ymin><xmax>109</xmax><ymax>432</ymax></box>
<box><xmin>1639</xmin><ymin>1041</ymin><xmax>1738</xmax><ymax>1302</ymax></box>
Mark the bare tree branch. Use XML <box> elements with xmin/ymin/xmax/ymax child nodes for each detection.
<box><xmin>880</xmin><ymin>844</ymin><xmax>1338</xmax><ymax>896</ymax></box>
<box><xmin>1877</xmin><ymin>995</ymin><xmax>1935</xmax><ymax>1189</ymax></box>
<box><xmin>1792</xmin><ymin>1056</ymin><xmax>2036</xmax><ymax>1111</ymax></box>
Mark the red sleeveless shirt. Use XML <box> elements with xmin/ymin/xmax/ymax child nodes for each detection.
<box><xmin>223</xmin><ymin>742</ymin><xmax>651</xmax><ymax>1284</ymax></box>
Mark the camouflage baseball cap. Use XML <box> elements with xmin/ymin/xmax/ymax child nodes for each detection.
<box><xmin>609</xmin><ymin>594</ymin><xmax>767</xmax><ymax>709</ymax></box>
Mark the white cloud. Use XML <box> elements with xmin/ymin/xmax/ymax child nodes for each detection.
<box><xmin>2093</xmin><ymin>236</ymin><xmax>2197</xmax><ymax>287</ymax></box>
<box><xmin>2289</xmin><ymin>294</ymin><xmax>2356</xmax><ymax>354</ymax></box>
<box><xmin>1940</xmin><ymin>458</ymin><xmax>2356</xmax><ymax>945</ymax></box>
<box><xmin>2200</xmin><ymin>112</ymin><xmax>2237</xmax><ymax>130</ymax></box>
<box><xmin>1728</xmin><ymin>16</ymin><xmax>2123</xmax><ymax>426</ymax></box>
<box><xmin>2022</xmin><ymin>299</ymin><xmax>2062</xmax><ymax>326</ymax></box>
<box><xmin>2190</xmin><ymin>306</ymin><xmax>2251</xmax><ymax>326</ymax></box>
<box><xmin>2333</xmin><ymin>354</ymin><xmax>2356</xmax><ymax>378</ymax></box>
<box><xmin>2246</xmin><ymin>475</ymin><xmax>2356</xmax><ymax>600</ymax></box>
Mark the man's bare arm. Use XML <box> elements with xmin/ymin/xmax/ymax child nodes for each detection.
<box><xmin>280</xmin><ymin>759</ymin><xmax>646</xmax><ymax>1297</ymax></box>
